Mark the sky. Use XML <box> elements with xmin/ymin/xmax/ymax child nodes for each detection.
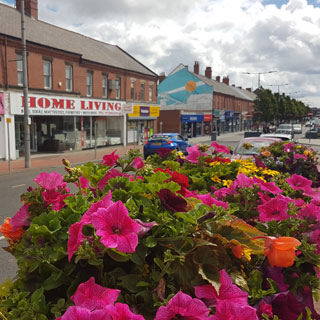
<box><xmin>1</xmin><ymin>0</ymin><xmax>320</xmax><ymax>107</ymax></box>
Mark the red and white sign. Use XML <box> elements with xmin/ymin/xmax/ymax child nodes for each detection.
<box><xmin>10</xmin><ymin>92</ymin><xmax>125</xmax><ymax>116</ymax></box>
<box><xmin>0</xmin><ymin>93</ymin><xmax>4</xmax><ymax>115</ymax></box>
<box><xmin>308</xmin><ymin>112</ymin><xmax>313</xmax><ymax>116</ymax></box>
<box><xmin>203</xmin><ymin>114</ymin><xmax>212</xmax><ymax>122</ymax></box>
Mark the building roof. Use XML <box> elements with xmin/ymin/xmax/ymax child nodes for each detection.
<box><xmin>0</xmin><ymin>3</ymin><xmax>157</xmax><ymax>77</ymax></box>
<box><xmin>194</xmin><ymin>73</ymin><xmax>256</xmax><ymax>101</ymax></box>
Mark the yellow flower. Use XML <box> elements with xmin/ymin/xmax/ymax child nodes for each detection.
<box><xmin>177</xmin><ymin>151</ymin><xmax>185</xmax><ymax>158</ymax></box>
<box><xmin>222</xmin><ymin>179</ymin><xmax>233</xmax><ymax>187</ymax></box>
<box><xmin>211</xmin><ymin>175</ymin><xmax>221</xmax><ymax>183</ymax></box>
<box><xmin>242</xmin><ymin>248</ymin><xmax>252</xmax><ymax>261</ymax></box>
<box><xmin>141</xmin><ymin>193</ymin><xmax>153</xmax><ymax>199</ymax></box>
<box><xmin>304</xmin><ymin>150</ymin><xmax>312</xmax><ymax>157</ymax></box>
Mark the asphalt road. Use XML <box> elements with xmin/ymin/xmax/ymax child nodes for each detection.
<box><xmin>0</xmin><ymin>128</ymin><xmax>317</xmax><ymax>283</ymax></box>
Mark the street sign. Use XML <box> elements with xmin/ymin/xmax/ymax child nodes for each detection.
<box><xmin>308</xmin><ymin>112</ymin><xmax>313</xmax><ymax>116</ymax></box>
<box><xmin>6</xmin><ymin>118</ymin><xmax>11</xmax><ymax>123</ymax></box>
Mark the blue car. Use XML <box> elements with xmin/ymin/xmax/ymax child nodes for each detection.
<box><xmin>143</xmin><ymin>133</ymin><xmax>190</xmax><ymax>158</ymax></box>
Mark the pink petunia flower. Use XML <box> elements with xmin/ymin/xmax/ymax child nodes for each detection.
<box><xmin>252</xmin><ymin>177</ymin><xmax>283</xmax><ymax>195</ymax></box>
<box><xmin>104</xmin><ymin>303</ymin><xmax>145</xmax><ymax>320</ymax></box>
<box><xmin>101</xmin><ymin>151</ymin><xmax>119</xmax><ymax>166</ymax></box>
<box><xmin>283</xmin><ymin>143</ymin><xmax>295</xmax><ymax>152</ymax></box>
<box><xmin>131</xmin><ymin>156</ymin><xmax>144</xmax><ymax>169</ymax></box>
<box><xmin>195</xmin><ymin>269</ymin><xmax>248</xmax><ymax>307</ymax></box>
<box><xmin>233</xmin><ymin>173</ymin><xmax>254</xmax><ymax>189</ymax></box>
<box><xmin>91</xmin><ymin>201</ymin><xmax>141</xmax><ymax>253</ymax></box>
<box><xmin>258</xmin><ymin>192</ymin><xmax>271</xmax><ymax>204</ymax></box>
<box><xmin>67</xmin><ymin>222</ymin><xmax>85</xmax><ymax>262</ymax></box>
<box><xmin>42</xmin><ymin>190</ymin><xmax>70</xmax><ymax>211</ymax></box>
<box><xmin>154</xmin><ymin>291</ymin><xmax>211</xmax><ymax>320</ymax></box>
<box><xmin>34</xmin><ymin>171</ymin><xmax>65</xmax><ymax>191</ymax></box>
<box><xmin>186</xmin><ymin>145</ymin><xmax>208</xmax><ymax>164</ymax></box>
<box><xmin>97</xmin><ymin>169</ymin><xmax>129</xmax><ymax>191</ymax></box>
<box><xmin>214</xmin><ymin>186</ymin><xmax>236</xmax><ymax>200</ymax></box>
<box><xmin>298</xmin><ymin>203</ymin><xmax>320</xmax><ymax>221</ymax></box>
<box><xmin>10</xmin><ymin>204</ymin><xmax>31</xmax><ymax>231</ymax></box>
<box><xmin>211</xmin><ymin>142</ymin><xmax>230</xmax><ymax>154</ymax></box>
<box><xmin>287</xmin><ymin>174</ymin><xmax>313</xmax><ymax>191</ymax></box>
<box><xmin>81</xmin><ymin>190</ymin><xmax>113</xmax><ymax>225</ymax></box>
<box><xmin>196</xmin><ymin>193</ymin><xmax>228</xmax><ymax>209</ymax></box>
<box><xmin>134</xmin><ymin>219</ymin><xmax>158</xmax><ymax>237</ymax></box>
<box><xmin>71</xmin><ymin>277</ymin><xmax>120</xmax><ymax>311</ymax></box>
<box><xmin>212</xmin><ymin>300</ymin><xmax>258</xmax><ymax>320</ymax></box>
<box><xmin>58</xmin><ymin>306</ymin><xmax>109</xmax><ymax>320</ymax></box>
<box><xmin>294</xmin><ymin>153</ymin><xmax>307</xmax><ymax>160</ymax></box>
<box><xmin>257</xmin><ymin>196</ymin><xmax>290</xmax><ymax>222</ymax></box>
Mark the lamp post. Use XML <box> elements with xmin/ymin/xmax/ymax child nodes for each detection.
<box><xmin>242</xmin><ymin>70</ymin><xmax>278</xmax><ymax>89</ymax></box>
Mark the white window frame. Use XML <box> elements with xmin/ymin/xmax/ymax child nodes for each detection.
<box><xmin>149</xmin><ymin>82</ymin><xmax>153</xmax><ymax>102</ymax></box>
<box><xmin>115</xmin><ymin>77</ymin><xmax>121</xmax><ymax>99</ymax></box>
<box><xmin>87</xmin><ymin>71</ymin><xmax>93</xmax><ymax>97</ymax></box>
<box><xmin>17</xmin><ymin>54</ymin><xmax>23</xmax><ymax>86</ymax></box>
<box><xmin>65</xmin><ymin>65</ymin><xmax>73</xmax><ymax>92</ymax></box>
<box><xmin>43</xmin><ymin>60</ymin><xmax>52</xmax><ymax>89</ymax></box>
<box><xmin>102</xmin><ymin>74</ymin><xmax>108</xmax><ymax>98</ymax></box>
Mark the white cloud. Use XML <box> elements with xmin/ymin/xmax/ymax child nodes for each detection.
<box><xmin>2</xmin><ymin>0</ymin><xmax>320</xmax><ymax>107</ymax></box>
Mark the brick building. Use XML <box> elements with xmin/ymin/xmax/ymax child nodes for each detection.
<box><xmin>158</xmin><ymin>62</ymin><xmax>255</xmax><ymax>138</ymax></box>
<box><xmin>0</xmin><ymin>0</ymin><xmax>159</xmax><ymax>160</ymax></box>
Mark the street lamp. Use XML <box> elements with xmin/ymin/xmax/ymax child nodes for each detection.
<box><xmin>242</xmin><ymin>70</ymin><xmax>278</xmax><ymax>89</ymax></box>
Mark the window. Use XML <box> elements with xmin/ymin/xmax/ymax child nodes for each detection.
<box><xmin>115</xmin><ymin>77</ymin><xmax>121</xmax><ymax>99</ymax></box>
<box><xmin>87</xmin><ymin>71</ymin><xmax>93</xmax><ymax>97</ymax></box>
<box><xmin>65</xmin><ymin>65</ymin><xmax>73</xmax><ymax>91</ymax></box>
<box><xmin>43</xmin><ymin>60</ymin><xmax>52</xmax><ymax>89</ymax></box>
<box><xmin>140</xmin><ymin>81</ymin><xmax>145</xmax><ymax>100</ymax></box>
<box><xmin>17</xmin><ymin>54</ymin><xmax>23</xmax><ymax>86</ymax></box>
<box><xmin>130</xmin><ymin>78</ymin><xmax>135</xmax><ymax>100</ymax></box>
<box><xmin>148</xmin><ymin>82</ymin><xmax>153</xmax><ymax>102</ymax></box>
<box><xmin>102</xmin><ymin>74</ymin><xmax>108</xmax><ymax>98</ymax></box>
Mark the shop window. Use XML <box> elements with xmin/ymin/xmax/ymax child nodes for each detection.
<box><xmin>115</xmin><ymin>77</ymin><xmax>121</xmax><ymax>99</ymax></box>
<box><xmin>130</xmin><ymin>78</ymin><xmax>136</xmax><ymax>100</ymax></box>
<box><xmin>43</xmin><ymin>60</ymin><xmax>52</xmax><ymax>89</ymax></box>
<box><xmin>140</xmin><ymin>81</ymin><xmax>145</xmax><ymax>100</ymax></box>
<box><xmin>65</xmin><ymin>65</ymin><xmax>73</xmax><ymax>91</ymax></box>
<box><xmin>17</xmin><ymin>54</ymin><xmax>23</xmax><ymax>86</ymax></box>
<box><xmin>87</xmin><ymin>71</ymin><xmax>93</xmax><ymax>97</ymax></box>
<box><xmin>148</xmin><ymin>82</ymin><xmax>153</xmax><ymax>102</ymax></box>
<box><xmin>102</xmin><ymin>74</ymin><xmax>108</xmax><ymax>98</ymax></box>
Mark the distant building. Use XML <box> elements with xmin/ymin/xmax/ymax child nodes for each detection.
<box><xmin>158</xmin><ymin>62</ymin><xmax>256</xmax><ymax>137</ymax></box>
<box><xmin>0</xmin><ymin>0</ymin><xmax>159</xmax><ymax>160</ymax></box>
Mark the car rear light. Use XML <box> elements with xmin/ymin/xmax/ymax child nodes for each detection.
<box><xmin>166</xmin><ymin>140</ymin><xmax>173</xmax><ymax>144</ymax></box>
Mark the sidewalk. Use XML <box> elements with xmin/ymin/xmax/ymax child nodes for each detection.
<box><xmin>0</xmin><ymin>135</ymin><xmax>212</xmax><ymax>175</ymax></box>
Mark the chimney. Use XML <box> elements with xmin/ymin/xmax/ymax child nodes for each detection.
<box><xmin>216</xmin><ymin>76</ymin><xmax>220</xmax><ymax>82</ymax></box>
<box><xmin>246</xmin><ymin>88</ymin><xmax>252</xmax><ymax>92</ymax></box>
<box><xmin>159</xmin><ymin>72</ymin><xmax>166</xmax><ymax>84</ymax></box>
<box><xmin>16</xmin><ymin>0</ymin><xmax>38</xmax><ymax>20</ymax></box>
<box><xmin>194</xmin><ymin>61</ymin><xmax>199</xmax><ymax>75</ymax></box>
<box><xmin>222</xmin><ymin>76</ymin><xmax>229</xmax><ymax>85</ymax></box>
<box><xmin>205</xmin><ymin>67</ymin><xmax>212</xmax><ymax>79</ymax></box>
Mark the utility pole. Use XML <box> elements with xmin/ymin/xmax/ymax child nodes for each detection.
<box><xmin>242</xmin><ymin>71</ymin><xmax>278</xmax><ymax>89</ymax></box>
<box><xmin>21</xmin><ymin>0</ymin><xmax>31</xmax><ymax>168</ymax></box>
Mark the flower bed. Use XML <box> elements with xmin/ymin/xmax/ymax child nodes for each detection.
<box><xmin>0</xmin><ymin>142</ymin><xmax>320</xmax><ymax>319</ymax></box>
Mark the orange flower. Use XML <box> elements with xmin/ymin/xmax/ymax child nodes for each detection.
<box><xmin>261</xmin><ymin>150</ymin><xmax>271</xmax><ymax>157</ymax></box>
<box><xmin>0</xmin><ymin>218</ymin><xmax>24</xmax><ymax>243</ymax></box>
<box><xmin>264</xmin><ymin>236</ymin><xmax>301</xmax><ymax>267</ymax></box>
<box><xmin>232</xmin><ymin>245</ymin><xmax>242</xmax><ymax>258</ymax></box>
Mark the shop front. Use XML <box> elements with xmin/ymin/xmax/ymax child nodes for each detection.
<box><xmin>203</xmin><ymin>114</ymin><xmax>212</xmax><ymax>135</ymax></box>
<box><xmin>127</xmin><ymin>105</ymin><xmax>160</xmax><ymax>144</ymax></box>
<box><xmin>9</xmin><ymin>92</ymin><xmax>127</xmax><ymax>156</ymax></box>
<box><xmin>181</xmin><ymin>114</ymin><xmax>203</xmax><ymax>138</ymax></box>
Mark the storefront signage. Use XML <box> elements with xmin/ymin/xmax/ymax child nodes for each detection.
<box><xmin>203</xmin><ymin>114</ymin><xmax>212</xmax><ymax>122</ymax></box>
<box><xmin>122</xmin><ymin>103</ymin><xmax>134</xmax><ymax>114</ymax></box>
<box><xmin>181</xmin><ymin>114</ymin><xmax>204</xmax><ymax>123</ymax></box>
<box><xmin>10</xmin><ymin>92</ymin><xmax>126</xmax><ymax>116</ymax></box>
<box><xmin>0</xmin><ymin>93</ymin><xmax>4</xmax><ymax>115</ymax></box>
<box><xmin>128</xmin><ymin>105</ymin><xmax>160</xmax><ymax>118</ymax></box>
<box><xmin>224</xmin><ymin>110</ymin><xmax>234</xmax><ymax>119</ymax></box>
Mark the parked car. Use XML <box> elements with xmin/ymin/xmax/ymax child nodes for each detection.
<box><xmin>260</xmin><ymin>131</ymin><xmax>293</xmax><ymax>141</ymax></box>
<box><xmin>143</xmin><ymin>133</ymin><xmax>190</xmax><ymax>158</ymax></box>
<box><xmin>293</xmin><ymin>124</ymin><xmax>302</xmax><ymax>134</ymax></box>
<box><xmin>231</xmin><ymin>137</ymin><xmax>281</xmax><ymax>160</ymax></box>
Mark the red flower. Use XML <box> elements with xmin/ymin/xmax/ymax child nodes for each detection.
<box><xmin>101</xmin><ymin>151</ymin><xmax>119</xmax><ymax>166</ymax></box>
<box><xmin>156</xmin><ymin>148</ymin><xmax>172</xmax><ymax>158</ymax></box>
<box><xmin>0</xmin><ymin>218</ymin><xmax>24</xmax><ymax>242</ymax></box>
<box><xmin>157</xmin><ymin>189</ymin><xmax>188</xmax><ymax>212</ymax></box>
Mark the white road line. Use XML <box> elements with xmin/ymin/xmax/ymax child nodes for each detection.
<box><xmin>0</xmin><ymin>236</ymin><xmax>5</xmax><ymax>241</ymax></box>
<box><xmin>12</xmin><ymin>184</ymin><xmax>26</xmax><ymax>188</ymax></box>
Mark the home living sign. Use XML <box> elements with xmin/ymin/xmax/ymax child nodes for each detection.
<box><xmin>9</xmin><ymin>92</ymin><xmax>128</xmax><ymax>116</ymax></box>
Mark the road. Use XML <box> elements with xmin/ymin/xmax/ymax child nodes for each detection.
<box><xmin>0</xmin><ymin>128</ymin><xmax>316</xmax><ymax>283</ymax></box>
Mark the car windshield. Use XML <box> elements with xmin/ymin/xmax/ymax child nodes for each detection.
<box><xmin>149</xmin><ymin>135</ymin><xmax>174</xmax><ymax>141</ymax></box>
<box><xmin>235</xmin><ymin>140</ymin><xmax>275</xmax><ymax>155</ymax></box>
<box><xmin>293</xmin><ymin>124</ymin><xmax>301</xmax><ymax>128</ymax></box>
<box><xmin>278</xmin><ymin>124</ymin><xmax>292</xmax><ymax>130</ymax></box>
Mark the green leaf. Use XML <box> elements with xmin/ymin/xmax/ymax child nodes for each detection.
<box><xmin>31</xmin><ymin>287</ymin><xmax>44</xmax><ymax>304</ymax></box>
<box><xmin>154</xmin><ymin>258</ymin><xmax>165</xmax><ymax>271</ymax></box>
<box><xmin>175</xmin><ymin>212</ymin><xmax>197</xmax><ymax>224</ymax></box>
<box><xmin>106</xmin><ymin>249</ymin><xmax>131</xmax><ymax>262</ymax></box>
<box><xmin>145</xmin><ymin>236</ymin><xmax>157</xmax><ymax>248</ymax></box>
<box><xmin>130</xmin><ymin>244</ymin><xmax>147</xmax><ymax>266</ymax></box>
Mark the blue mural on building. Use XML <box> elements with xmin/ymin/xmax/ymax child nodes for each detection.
<box><xmin>158</xmin><ymin>65</ymin><xmax>213</xmax><ymax>109</ymax></box>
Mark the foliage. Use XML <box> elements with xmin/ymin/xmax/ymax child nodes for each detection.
<box><xmin>0</xmin><ymin>145</ymin><xmax>320</xmax><ymax>320</ymax></box>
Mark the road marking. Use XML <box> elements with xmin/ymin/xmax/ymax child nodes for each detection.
<box><xmin>12</xmin><ymin>184</ymin><xmax>26</xmax><ymax>189</ymax></box>
<box><xmin>0</xmin><ymin>236</ymin><xmax>5</xmax><ymax>241</ymax></box>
